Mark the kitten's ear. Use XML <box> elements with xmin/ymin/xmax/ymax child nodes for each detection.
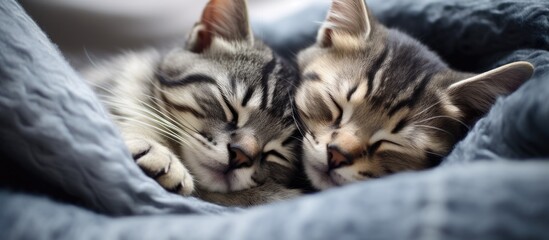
<box><xmin>448</xmin><ymin>61</ymin><xmax>534</xmax><ymax>122</ymax></box>
<box><xmin>318</xmin><ymin>0</ymin><xmax>376</xmax><ymax>48</ymax></box>
<box><xmin>187</xmin><ymin>0</ymin><xmax>253</xmax><ymax>53</ymax></box>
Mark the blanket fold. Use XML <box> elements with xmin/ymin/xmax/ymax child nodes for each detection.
<box><xmin>1</xmin><ymin>0</ymin><xmax>548</xmax><ymax>239</ymax></box>
<box><xmin>0</xmin><ymin>0</ymin><xmax>230</xmax><ymax>216</ymax></box>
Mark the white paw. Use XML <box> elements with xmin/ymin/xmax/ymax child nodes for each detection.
<box><xmin>126</xmin><ymin>138</ymin><xmax>194</xmax><ymax>196</ymax></box>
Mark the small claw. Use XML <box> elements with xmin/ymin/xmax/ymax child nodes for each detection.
<box><xmin>171</xmin><ymin>182</ymin><xmax>184</xmax><ymax>194</ymax></box>
<box><xmin>132</xmin><ymin>146</ymin><xmax>151</xmax><ymax>161</ymax></box>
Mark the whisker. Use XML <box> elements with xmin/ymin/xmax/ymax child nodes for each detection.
<box><xmin>287</xmin><ymin>135</ymin><xmax>306</xmax><ymax>145</ymax></box>
<box><xmin>90</xmin><ymin>79</ymin><xmax>210</xmax><ymax>153</ymax></box>
<box><xmin>415</xmin><ymin>115</ymin><xmax>470</xmax><ymax>130</ymax></box>
<box><xmin>288</xmin><ymin>94</ymin><xmax>314</xmax><ymax>146</ymax></box>
<box><xmin>133</xmin><ymin>93</ymin><xmax>200</xmax><ymax>134</ymax></box>
<box><xmin>424</xmin><ymin>149</ymin><xmax>445</xmax><ymax>158</ymax></box>
<box><xmin>112</xmin><ymin>116</ymin><xmax>188</xmax><ymax>145</ymax></box>
<box><xmin>100</xmin><ymin>95</ymin><xmax>212</xmax><ymax>152</ymax></box>
<box><xmin>145</xmin><ymin>93</ymin><xmax>201</xmax><ymax>134</ymax></box>
<box><xmin>410</xmin><ymin>98</ymin><xmax>445</xmax><ymax>119</ymax></box>
<box><xmin>83</xmin><ymin>47</ymin><xmax>100</xmax><ymax>69</ymax></box>
<box><xmin>150</xmin><ymin>82</ymin><xmax>205</xmax><ymax>134</ymax></box>
<box><xmin>93</xmin><ymin>84</ymin><xmax>200</xmax><ymax>136</ymax></box>
<box><xmin>98</xmin><ymin>96</ymin><xmax>189</xmax><ymax>137</ymax></box>
<box><xmin>412</xmin><ymin>124</ymin><xmax>455</xmax><ymax>138</ymax></box>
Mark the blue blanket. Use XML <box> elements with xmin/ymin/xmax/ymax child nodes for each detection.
<box><xmin>1</xmin><ymin>0</ymin><xmax>548</xmax><ymax>239</ymax></box>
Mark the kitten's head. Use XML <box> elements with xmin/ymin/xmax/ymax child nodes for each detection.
<box><xmin>296</xmin><ymin>0</ymin><xmax>533</xmax><ymax>190</ymax></box>
<box><xmin>155</xmin><ymin>0</ymin><xmax>299</xmax><ymax>193</ymax></box>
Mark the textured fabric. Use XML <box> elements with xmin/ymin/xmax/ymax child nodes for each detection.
<box><xmin>2</xmin><ymin>161</ymin><xmax>548</xmax><ymax>240</ymax></box>
<box><xmin>0</xmin><ymin>0</ymin><xmax>229</xmax><ymax>216</ymax></box>
<box><xmin>1</xmin><ymin>0</ymin><xmax>549</xmax><ymax>240</ymax></box>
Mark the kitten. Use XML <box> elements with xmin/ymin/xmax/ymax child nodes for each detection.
<box><xmin>295</xmin><ymin>0</ymin><xmax>534</xmax><ymax>190</ymax></box>
<box><xmin>81</xmin><ymin>0</ymin><xmax>302</xmax><ymax>206</ymax></box>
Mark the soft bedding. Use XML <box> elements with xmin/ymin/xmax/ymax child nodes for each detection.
<box><xmin>1</xmin><ymin>0</ymin><xmax>548</xmax><ymax>239</ymax></box>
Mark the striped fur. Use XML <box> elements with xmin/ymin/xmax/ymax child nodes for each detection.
<box><xmin>296</xmin><ymin>0</ymin><xmax>533</xmax><ymax>190</ymax></box>
<box><xmin>81</xmin><ymin>0</ymin><xmax>302</xmax><ymax>206</ymax></box>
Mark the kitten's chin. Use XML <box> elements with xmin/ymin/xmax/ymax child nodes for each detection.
<box><xmin>194</xmin><ymin>164</ymin><xmax>259</xmax><ymax>193</ymax></box>
<box><xmin>310</xmin><ymin>173</ymin><xmax>344</xmax><ymax>190</ymax></box>
<box><xmin>304</xmin><ymin>160</ymin><xmax>347</xmax><ymax>190</ymax></box>
<box><xmin>304</xmin><ymin>161</ymin><xmax>339</xmax><ymax>190</ymax></box>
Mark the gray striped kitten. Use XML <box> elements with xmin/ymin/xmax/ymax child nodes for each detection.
<box><xmin>82</xmin><ymin>0</ymin><xmax>302</xmax><ymax>206</ymax></box>
<box><xmin>295</xmin><ymin>0</ymin><xmax>534</xmax><ymax>190</ymax></box>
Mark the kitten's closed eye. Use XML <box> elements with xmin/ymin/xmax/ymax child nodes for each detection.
<box><xmin>328</xmin><ymin>94</ymin><xmax>343</xmax><ymax>127</ymax></box>
<box><xmin>368</xmin><ymin>141</ymin><xmax>382</xmax><ymax>155</ymax></box>
<box><xmin>154</xmin><ymin>0</ymin><xmax>303</xmax><ymax>198</ymax></box>
<box><xmin>86</xmin><ymin>0</ymin><xmax>303</xmax><ymax>206</ymax></box>
<box><xmin>296</xmin><ymin>0</ymin><xmax>533</xmax><ymax>190</ymax></box>
<box><xmin>158</xmin><ymin>74</ymin><xmax>216</xmax><ymax>87</ymax></box>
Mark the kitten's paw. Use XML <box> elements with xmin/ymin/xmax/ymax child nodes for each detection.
<box><xmin>126</xmin><ymin>138</ymin><xmax>194</xmax><ymax>196</ymax></box>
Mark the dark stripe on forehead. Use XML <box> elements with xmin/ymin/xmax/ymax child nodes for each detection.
<box><xmin>160</xmin><ymin>93</ymin><xmax>205</xmax><ymax>118</ymax></box>
<box><xmin>346</xmin><ymin>85</ymin><xmax>358</xmax><ymax>101</ymax></box>
<box><xmin>260</xmin><ymin>56</ymin><xmax>277</xmax><ymax>109</ymax></box>
<box><xmin>366</xmin><ymin>47</ymin><xmax>389</xmax><ymax>97</ymax></box>
<box><xmin>158</xmin><ymin>74</ymin><xmax>216</xmax><ymax>87</ymax></box>
<box><xmin>387</xmin><ymin>73</ymin><xmax>433</xmax><ymax>117</ymax></box>
<box><xmin>329</xmin><ymin>94</ymin><xmax>343</xmax><ymax>127</ymax></box>
<box><xmin>391</xmin><ymin>118</ymin><xmax>408</xmax><ymax>134</ymax></box>
<box><xmin>230</xmin><ymin>77</ymin><xmax>237</xmax><ymax>91</ymax></box>
<box><xmin>218</xmin><ymin>86</ymin><xmax>238</xmax><ymax>123</ymax></box>
<box><xmin>241</xmin><ymin>86</ymin><xmax>255</xmax><ymax>107</ymax></box>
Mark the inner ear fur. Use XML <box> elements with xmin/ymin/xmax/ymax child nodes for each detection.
<box><xmin>317</xmin><ymin>0</ymin><xmax>378</xmax><ymax>48</ymax></box>
<box><xmin>187</xmin><ymin>0</ymin><xmax>253</xmax><ymax>53</ymax></box>
<box><xmin>447</xmin><ymin>61</ymin><xmax>534</xmax><ymax>123</ymax></box>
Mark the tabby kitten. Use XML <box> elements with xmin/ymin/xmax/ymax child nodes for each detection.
<box><xmin>82</xmin><ymin>0</ymin><xmax>302</xmax><ymax>206</ymax></box>
<box><xmin>295</xmin><ymin>0</ymin><xmax>534</xmax><ymax>190</ymax></box>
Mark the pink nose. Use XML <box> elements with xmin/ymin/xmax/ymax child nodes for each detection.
<box><xmin>228</xmin><ymin>144</ymin><xmax>255</xmax><ymax>169</ymax></box>
<box><xmin>227</xmin><ymin>133</ymin><xmax>259</xmax><ymax>170</ymax></box>
<box><xmin>327</xmin><ymin>145</ymin><xmax>353</xmax><ymax>170</ymax></box>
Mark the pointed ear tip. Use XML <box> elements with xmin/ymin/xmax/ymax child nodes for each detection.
<box><xmin>509</xmin><ymin>61</ymin><xmax>534</xmax><ymax>68</ymax></box>
<box><xmin>517</xmin><ymin>61</ymin><xmax>534</xmax><ymax>70</ymax></box>
<box><xmin>509</xmin><ymin>61</ymin><xmax>535</xmax><ymax>79</ymax></box>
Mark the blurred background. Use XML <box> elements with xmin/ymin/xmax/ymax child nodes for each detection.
<box><xmin>19</xmin><ymin>0</ymin><xmax>329</xmax><ymax>69</ymax></box>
